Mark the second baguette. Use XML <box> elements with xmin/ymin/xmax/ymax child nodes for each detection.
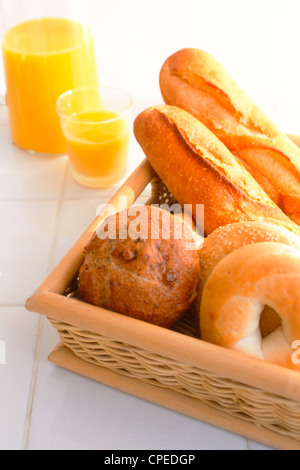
<box><xmin>133</xmin><ymin>105</ymin><xmax>298</xmax><ymax>236</ymax></box>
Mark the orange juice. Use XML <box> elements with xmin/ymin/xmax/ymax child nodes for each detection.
<box><xmin>2</xmin><ymin>18</ymin><xmax>99</xmax><ymax>154</ymax></box>
<box><xmin>63</xmin><ymin>110</ymin><xmax>130</xmax><ymax>188</ymax></box>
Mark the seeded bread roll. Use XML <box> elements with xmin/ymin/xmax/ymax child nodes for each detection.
<box><xmin>134</xmin><ymin>105</ymin><xmax>298</xmax><ymax>236</ymax></box>
<box><xmin>79</xmin><ymin>205</ymin><xmax>201</xmax><ymax>328</ymax></box>
<box><xmin>199</xmin><ymin>220</ymin><xmax>300</xmax><ymax>294</ymax></box>
<box><xmin>197</xmin><ymin>220</ymin><xmax>300</xmax><ymax>338</ymax></box>
<box><xmin>160</xmin><ymin>48</ymin><xmax>300</xmax><ymax>225</ymax></box>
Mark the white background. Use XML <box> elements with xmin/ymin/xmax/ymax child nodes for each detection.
<box><xmin>1</xmin><ymin>0</ymin><xmax>300</xmax><ymax>131</ymax></box>
<box><xmin>88</xmin><ymin>0</ymin><xmax>300</xmax><ymax>132</ymax></box>
<box><xmin>1</xmin><ymin>0</ymin><xmax>300</xmax><ymax>451</ymax></box>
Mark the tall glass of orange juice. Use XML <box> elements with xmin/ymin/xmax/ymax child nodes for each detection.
<box><xmin>0</xmin><ymin>0</ymin><xmax>99</xmax><ymax>155</ymax></box>
<box><xmin>57</xmin><ymin>86</ymin><xmax>133</xmax><ymax>189</ymax></box>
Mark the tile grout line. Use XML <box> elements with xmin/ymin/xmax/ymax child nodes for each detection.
<box><xmin>21</xmin><ymin>314</ymin><xmax>45</xmax><ymax>450</ymax></box>
<box><xmin>44</xmin><ymin>161</ymin><xmax>69</xmax><ymax>277</ymax></box>
<box><xmin>21</xmin><ymin>162</ymin><xmax>69</xmax><ymax>451</ymax></box>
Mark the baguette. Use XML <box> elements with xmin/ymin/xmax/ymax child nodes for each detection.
<box><xmin>133</xmin><ymin>105</ymin><xmax>299</xmax><ymax>236</ymax></box>
<box><xmin>160</xmin><ymin>48</ymin><xmax>300</xmax><ymax>225</ymax></box>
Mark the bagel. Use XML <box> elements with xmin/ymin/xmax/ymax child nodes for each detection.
<box><xmin>198</xmin><ymin>220</ymin><xmax>300</xmax><ymax>337</ymax></box>
<box><xmin>200</xmin><ymin>242</ymin><xmax>300</xmax><ymax>371</ymax></box>
<box><xmin>199</xmin><ymin>220</ymin><xmax>300</xmax><ymax>294</ymax></box>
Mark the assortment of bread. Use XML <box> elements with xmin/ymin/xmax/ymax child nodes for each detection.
<box><xmin>160</xmin><ymin>48</ymin><xmax>300</xmax><ymax>225</ymax></box>
<box><xmin>79</xmin><ymin>48</ymin><xmax>300</xmax><ymax>373</ymax></box>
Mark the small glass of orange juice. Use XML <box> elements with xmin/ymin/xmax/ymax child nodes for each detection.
<box><xmin>57</xmin><ymin>86</ymin><xmax>133</xmax><ymax>189</ymax></box>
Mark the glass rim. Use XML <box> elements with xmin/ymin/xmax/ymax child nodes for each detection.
<box><xmin>56</xmin><ymin>85</ymin><xmax>133</xmax><ymax>124</ymax></box>
<box><xmin>2</xmin><ymin>18</ymin><xmax>94</xmax><ymax>56</ymax></box>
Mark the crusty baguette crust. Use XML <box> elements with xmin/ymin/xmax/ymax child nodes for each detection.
<box><xmin>133</xmin><ymin>105</ymin><xmax>297</xmax><ymax>236</ymax></box>
<box><xmin>160</xmin><ymin>48</ymin><xmax>300</xmax><ymax>225</ymax></box>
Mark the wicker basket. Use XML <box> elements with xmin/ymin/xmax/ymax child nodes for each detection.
<box><xmin>26</xmin><ymin>159</ymin><xmax>300</xmax><ymax>450</ymax></box>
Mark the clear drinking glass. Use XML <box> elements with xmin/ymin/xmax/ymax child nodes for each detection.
<box><xmin>0</xmin><ymin>0</ymin><xmax>99</xmax><ymax>155</ymax></box>
<box><xmin>57</xmin><ymin>86</ymin><xmax>133</xmax><ymax>189</ymax></box>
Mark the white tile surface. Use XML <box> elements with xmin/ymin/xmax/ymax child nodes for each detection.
<box><xmin>2</xmin><ymin>0</ymin><xmax>299</xmax><ymax>450</ymax></box>
<box><xmin>0</xmin><ymin>200</ymin><xmax>58</xmax><ymax>304</ymax></box>
<box><xmin>50</xmin><ymin>198</ymin><xmax>106</xmax><ymax>269</ymax></box>
<box><xmin>0</xmin><ymin>127</ymin><xmax>67</xmax><ymax>201</ymax></box>
<box><xmin>0</xmin><ymin>307</ymin><xmax>40</xmax><ymax>450</ymax></box>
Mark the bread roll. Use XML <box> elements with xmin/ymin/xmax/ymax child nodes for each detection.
<box><xmin>198</xmin><ymin>220</ymin><xmax>300</xmax><ymax>337</ymax></box>
<box><xmin>160</xmin><ymin>48</ymin><xmax>300</xmax><ymax>225</ymax></box>
<box><xmin>200</xmin><ymin>242</ymin><xmax>300</xmax><ymax>371</ymax></box>
<box><xmin>133</xmin><ymin>105</ymin><xmax>298</xmax><ymax>236</ymax></box>
<box><xmin>79</xmin><ymin>205</ymin><xmax>201</xmax><ymax>328</ymax></box>
<box><xmin>199</xmin><ymin>220</ymin><xmax>300</xmax><ymax>293</ymax></box>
